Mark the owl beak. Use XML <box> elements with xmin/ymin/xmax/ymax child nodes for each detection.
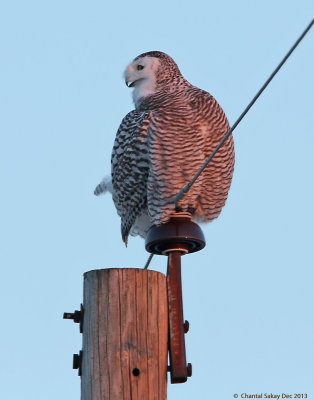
<box><xmin>125</xmin><ymin>80</ymin><xmax>135</xmax><ymax>88</ymax></box>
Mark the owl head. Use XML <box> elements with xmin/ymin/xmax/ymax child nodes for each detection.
<box><xmin>124</xmin><ymin>51</ymin><xmax>182</xmax><ymax>107</ymax></box>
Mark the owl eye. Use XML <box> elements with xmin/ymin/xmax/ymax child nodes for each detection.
<box><xmin>137</xmin><ymin>64</ymin><xmax>144</xmax><ymax>71</ymax></box>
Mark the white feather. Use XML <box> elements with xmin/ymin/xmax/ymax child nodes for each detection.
<box><xmin>124</xmin><ymin>57</ymin><xmax>160</xmax><ymax>107</ymax></box>
<box><xmin>94</xmin><ymin>176</ymin><xmax>113</xmax><ymax>196</ymax></box>
<box><xmin>130</xmin><ymin>212</ymin><xmax>152</xmax><ymax>238</ymax></box>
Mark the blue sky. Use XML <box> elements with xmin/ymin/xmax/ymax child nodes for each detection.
<box><xmin>0</xmin><ymin>1</ymin><xmax>313</xmax><ymax>399</ymax></box>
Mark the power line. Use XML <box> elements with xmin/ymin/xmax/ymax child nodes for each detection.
<box><xmin>174</xmin><ymin>19</ymin><xmax>314</xmax><ymax>208</ymax></box>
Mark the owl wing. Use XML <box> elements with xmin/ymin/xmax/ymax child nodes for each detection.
<box><xmin>111</xmin><ymin>109</ymin><xmax>151</xmax><ymax>243</ymax></box>
<box><xmin>147</xmin><ymin>88</ymin><xmax>234</xmax><ymax>225</ymax></box>
<box><xmin>197</xmin><ymin>89</ymin><xmax>235</xmax><ymax>221</ymax></box>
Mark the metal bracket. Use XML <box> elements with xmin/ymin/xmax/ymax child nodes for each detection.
<box><xmin>145</xmin><ymin>214</ymin><xmax>205</xmax><ymax>384</ymax></box>
<box><xmin>73</xmin><ymin>350</ymin><xmax>83</xmax><ymax>376</ymax></box>
<box><xmin>167</xmin><ymin>249</ymin><xmax>191</xmax><ymax>383</ymax></box>
<box><xmin>63</xmin><ymin>303</ymin><xmax>84</xmax><ymax>333</ymax></box>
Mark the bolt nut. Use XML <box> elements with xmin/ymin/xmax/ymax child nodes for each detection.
<box><xmin>73</xmin><ymin>310</ymin><xmax>81</xmax><ymax>323</ymax></box>
<box><xmin>183</xmin><ymin>320</ymin><xmax>190</xmax><ymax>333</ymax></box>
<box><xmin>73</xmin><ymin>351</ymin><xmax>83</xmax><ymax>376</ymax></box>
<box><xmin>187</xmin><ymin>363</ymin><xmax>192</xmax><ymax>377</ymax></box>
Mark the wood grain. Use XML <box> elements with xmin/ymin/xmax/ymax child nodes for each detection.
<box><xmin>81</xmin><ymin>268</ymin><xmax>168</xmax><ymax>400</ymax></box>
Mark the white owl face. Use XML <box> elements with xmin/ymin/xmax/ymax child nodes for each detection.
<box><xmin>124</xmin><ymin>56</ymin><xmax>161</xmax><ymax>107</ymax></box>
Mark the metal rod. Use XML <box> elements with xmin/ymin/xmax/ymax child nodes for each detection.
<box><xmin>167</xmin><ymin>250</ymin><xmax>188</xmax><ymax>383</ymax></box>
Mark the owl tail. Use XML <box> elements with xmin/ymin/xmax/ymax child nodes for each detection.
<box><xmin>94</xmin><ymin>176</ymin><xmax>113</xmax><ymax>196</ymax></box>
<box><xmin>121</xmin><ymin>221</ymin><xmax>130</xmax><ymax>247</ymax></box>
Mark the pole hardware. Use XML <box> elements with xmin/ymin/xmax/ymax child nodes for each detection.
<box><xmin>187</xmin><ymin>363</ymin><xmax>192</xmax><ymax>378</ymax></box>
<box><xmin>145</xmin><ymin>213</ymin><xmax>205</xmax><ymax>384</ymax></box>
<box><xmin>63</xmin><ymin>303</ymin><xmax>84</xmax><ymax>333</ymax></box>
<box><xmin>183</xmin><ymin>320</ymin><xmax>190</xmax><ymax>334</ymax></box>
<box><xmin>167</xmin><ymin>363</ymin><xmax>192</xmax><ymax>377</ymax></box>
<box><xmin>145</xmin><ymin>213</ymin><xmax>205</xmax><ymax>256</ymax></box>
<box><xmin>73</xmin><ymin>350</ymin><xmax>83</xmax><ymax>376</ymax></box>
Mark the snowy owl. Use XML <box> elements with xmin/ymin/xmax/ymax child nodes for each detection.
<box><xmin>95</xmin><ymin>51</ymin><xmax>234</xmax><ymax>244</ymax></box>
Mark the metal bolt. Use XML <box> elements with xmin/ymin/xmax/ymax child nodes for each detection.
<box><xmin>63</xmin><ymin>310</ymin><xmax>81</xmax><ymax>323</ymax></box>
<box><xmin>187</xmin><ymin>363</ymin><xmax>192</xmax><ymax>377</ymax></box>
<box><xmin>63</xmin><ymin>304</ymin><xmax>84</xmax><ymax>333</ymax></box>
<box><xmin>64</xmin><ymin>312</ymin><xmax>74</xmax><ymax>320</ymax></box>
<box><xmin>183</xmin><ymin>320</ymin><xmax>190</xmax><ymax>333</ymax></box>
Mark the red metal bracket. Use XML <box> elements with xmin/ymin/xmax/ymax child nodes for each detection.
<box><xmin>145</xmin><ymin>214</ymin><xmax>206</xmax><ymax>384</ymax></box>
<box><xmin>167</xmin><ymin>249</ymin><xmax>188</xmax><ymax>383</ymax></box>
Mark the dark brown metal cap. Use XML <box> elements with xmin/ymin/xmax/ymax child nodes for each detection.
<box><xmin>145</xmin><ymin>215</ymin><xmax>206</xmax><ymax>255</ymax></box>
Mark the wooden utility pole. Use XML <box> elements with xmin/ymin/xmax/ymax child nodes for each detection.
<box><xmin>80</xmin><ymin>268</ymin><xmax>168</xmax><ymax>400</ymax></box>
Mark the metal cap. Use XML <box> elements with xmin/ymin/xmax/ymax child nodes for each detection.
<box><xmin>145</xmin><ymin>215</ymin><xmax>206</xmax><ymax>255</ymax></box>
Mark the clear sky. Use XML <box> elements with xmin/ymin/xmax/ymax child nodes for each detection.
<box><xmin>0</xmin><ymin>1</ymin><xmax>313</xmax><ymax>399</ymax></box>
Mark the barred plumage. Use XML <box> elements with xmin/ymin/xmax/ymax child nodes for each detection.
<box><xmin>95</xmin><ymin>51</ymin><xmax>235</xmax><ymax>244</ymax></box>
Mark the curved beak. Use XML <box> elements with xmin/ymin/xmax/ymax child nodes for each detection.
<box><xmin>125</xmin><ymin>80</ymin><xmax>135</xmax><ymax>88</ymax></box>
